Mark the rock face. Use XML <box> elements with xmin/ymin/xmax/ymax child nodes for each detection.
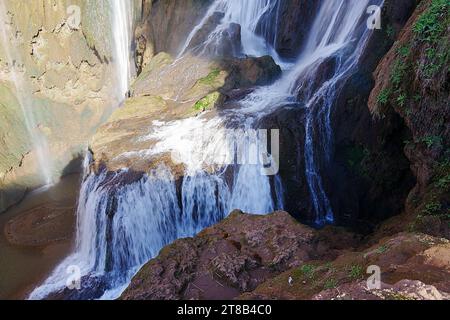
<box><xmin>121</xmin><ymin>210</ymin><xmax>450</xmax><ymax>300</ymax></box>
<box><xmin>121</xmin><ymin>211</ymin><xmax>321</xmax><ymax>300</ymax></box>
<box><xmin>136</xmin><ymin>0</ymin><xmax>214</xmax><ymax>57</ymax></box>
<box><xmin>313</xmin><ymin>280</ymin><xmax>450</xmax><ymax>300</ymax></box>
<box><xmin>368</xmin><ymin>0</ymin><xmax>449</xmax><ymax>238</ymax></box>
<box><xmin>256</xmin><ymin>0</ymin><xmax>323</xmax><ymax>58</ymax></box>
<box><xmin>0</xmin><ymin>0</ymin><xmax>145</xmax><ymax>213</ymax></box>
<box><xmin>327</xmin><ymin>0</ymin><xmax>449</xmax><ymax>235</ymax></box>
<box><xmin>90</xmin><ymin>52</ymin><xmax>281</xmax><ymax>176</ymax></box>
<box><xmin>265</xmin><ymin>0</ymin><xmax>427</xmax><ymax>228</ymax></box>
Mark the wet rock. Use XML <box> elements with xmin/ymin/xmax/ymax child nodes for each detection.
<box><xmin>258</xmin><ymin>105</ymin><xmax>311</xmax><ymax>221</ymax></box>
<box><xmin>367</xmin><ymin>0</ymin><xmax>449</xmax><ymax>238</ymax></box>
<box><xmin>319</xmin><ymin>0</ymin><xmax>421</xmax><ymax>227</ymax></box>
<box><xmin>44</xmin><ymin>275</ymin><xmax>108</xmax><ymax>301</ymax></box>
<box><xmin>91</xmin><ymin>52</ymin><xmax>282</xmax><ymax>177</ymax></box>
<box><xmin>142</xmin><ymin>0</ymin><xmax>215</xmax><ymax>55</ymax></box>
<box><xmin>220</xmin><ymin>55</ymin><xmax>282</xmax><ymax>90</ymax></box>
<box><xmin>186</xmin><ymin>12</ymin><xmax>243</xmax><ymax>58</ymax></box>
<box><xmin>256</xmin><ymin>0</ymin><xmax>322</xmax><ymax>59</ymax></box>
<box><xmin>121</xmin><ymin>210</ymin><xmax>319</xmax><ymax>300</ymax></box>
<box><xmin>0</xmin><ymin>0</ymin><xmax>141</xmax><ymax>212</ymax></box>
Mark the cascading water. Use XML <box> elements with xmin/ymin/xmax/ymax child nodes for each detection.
<box><xmin>31</xmin><ymin>0</ymin><xmax>382</xmax><ymax>299</ymax></box>
<box><xmin>288</xmin><ymin>0</ymin><xmax>379</xmax><ymax>225</ymax></box>
<box><xmin>0</xmin><ymin>2</ymin><xmax>53</xmax><ymax>185</ymax></box>
<box><xmin>178</xmin><ymin>0</ymin><xmax>282</xmax><ymax>61</ymax></box>
<box><xmin>111</xmin><ymin>0</ymin><xmax>133</xmax><ymax>101</ymax></box>
<box><xmin>228</xmin><ymin>0</ymin><xmax>380</xmax><ymax>225</ymax></box>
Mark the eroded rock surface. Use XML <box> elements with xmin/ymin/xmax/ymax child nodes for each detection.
<box><xmin>90</xmin><ymin>52</ymin><xmax>281</xmax><ymax>175</ymax></box>
<box><xmin>121</xmin><ymin>210</ymin><xmax>322</xmax><ymax>300</ymax></box>
<box><xmin>121</xmin><ymin>211</ymin><xmax>450</xmax><ymax>300</ymax></box>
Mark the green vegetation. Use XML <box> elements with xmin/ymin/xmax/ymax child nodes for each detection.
<box><xmin>299</xmin><ymin>264</ymin><xmax>316</xmax><ymax>279</ymax></box>
<box><xmin>324</xmin><ymin>278</ymin><xmax>338</xmax><ymax>290</ymax></box>
<box><xmin>377</xmin><ymin>88</ymin><xmax>391</xmax><ymax>105</ymax></box>
<box><xmin>379</xmin><ymin>0</ymin><xmax>449</xmax><ymax>109</ymax></box>
<box><xmin>198</xmin><ymin>68</ymin><xmax>221</xmax><ymax>85</ymax></box>
<box><xmin>420</xmin><ymin>135</ymin><xmax>443</xmax><ymax>149</ymax></box>
<box><xmin>398</xmin><ymin>45</ymin><xmax>411</xmax><ymax>58</ymax></box>
<box><xmin>348</xmin><ymin>265</ymin><xmax>363</xmax><ymax>280</ymax></box>
<box><xmin>193</xmin><ymin>92</ymin><xmax>221</xmax><ymax>111</ymax></box>
<box><xmin>396</xmin><ymin>92</ymin><xmax>407</xmax><ymax>107</ymax></box>
<box><xmin>413</xmin><ymin>0</ymin><xmax>448</xmax><ymax>43</ymax></box>
<box><xmin>413</xmin><ymin>0</ymin><xmax>449</xmax><ymax>78</ymax></box>
<box><xmin>421</xmin><ymin>199</ymin><xmax>443</xmax><ymax>216</ymax></box>
<box><xmin>386</xmin><ymin>25</ymin><xmax>395</xmax><ymax>39</ymax></box>
<box><xmin>436</xmin><ymin>174</ymin><xmax>450</xmax><ymax>190</ymax></box>
<box><xmin>390</xmin><ymin>59</ymin><xmax>408</xmax><ymax>88</ymax></box>
<box><xmin>376</xmin><ymin>245</ymin><xmax>389</xmax><ymax>254</ymax></box>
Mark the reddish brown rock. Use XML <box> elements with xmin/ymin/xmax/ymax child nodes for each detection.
<box><xmin>121</xmin><ymin>210</ymin><xmax>322</xmax><ymax>300</ymax></box>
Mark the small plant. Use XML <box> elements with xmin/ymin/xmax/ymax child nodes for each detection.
<box><xmin>396</xmin><ymin>93</ymin><xmax>407</xmax><ymax>107</ymax></box>
<box><xmin>420</xmin><ymin>135</ymin><xmax>443</xmax><ymax>148</ymax></box>
<box><xmin>377</xmin><ymin>88</ymin><xmax>390</xmax><ymax>105</ymax></box>
<box><xmin>425</xmin><ymin>47</ymin><xmax>437</xmax><ymax>59</ymax></box>
<box><xmin>390</xmin><ymin>59</ymin><xmax>408</xmax><ymax>88</ymax></box>
<box><xmin>324</xmin><ymin>278</ymin><xmax>338</xmax><ymax>290</ymax></box>
<box><xmin>349</xmin><ymin>265</ymin><xmax>363</xmax><ymax>280</ymax></box>
<box><xmin>413</xmin><ymin>0</ymin><xmax>448</xmax><ymax>43</ymax></box>
<box><xmin>377</xmin><ymin>245</ymin><xmax>388</xmax><ymax>254</ymax></box>
<box><xmin>422</xmin><ymin>200</ymin><xmax>442</xmax><ymax>216</ymax></box>
<box><xmin>436</xmin><ymin>174</ymin><xmax>450</xmax><ymax>190</ymax></box>
<box><xmin>325</xmin><ymin>262</ymin><xmax>336</xmax><ymax>274</ymax></box>
<box><xmin>300</xmin><ymin>264</ymin><xmax>316</xmax><ymax>279</ymax></box>
<box><xmin>386</xmin><ymin>25</ymin><xmax>395</xmax><ymax>39</ymax></box>
<box><xmin>398</xmin><ymin>45</ymin><xmax>411</xmax><ymax>58</ymax></box>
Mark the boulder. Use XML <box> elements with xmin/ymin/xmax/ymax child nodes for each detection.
<box><xmin>121</xmin><ymin>210</ymin><xmax>319</xmax><ymax>300</ymax></box>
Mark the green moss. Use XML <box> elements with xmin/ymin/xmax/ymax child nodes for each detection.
<box><xmin>198</xmin><ymin>69</ymin><xmax>221</xmax><ymax>85</ymax></box>
<box><xmin>436</xmin><ymin>174</ymin><xmax>450</xmax><ymax>189</ymax></box>
<box><xmin>193</xmin><ymin>92</ymin><xmax>221</xmax><ymax>111</ymax></box>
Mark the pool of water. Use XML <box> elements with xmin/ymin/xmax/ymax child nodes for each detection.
<box><xmin>0</xmin><ymin>174</ymin><xmax>81</xmax><ymax>299</ymax></box>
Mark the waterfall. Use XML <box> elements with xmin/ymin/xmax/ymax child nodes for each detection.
<box><xmin>229</xmin><ymin>0</ymin><xmax>379</xmax><ymax>225</ymax></box>
<box><xmin>31</xmin><ymin>0</ymin><xmax>382</xmax><ymax>299</ymax></box>
<box><xmin>0</xmin><ymin>2</ymin><xmax>54</xmax><ymax>185</ymax></box>
<box><xmin>111</xmin><ymin>0</ymin><xmax>133</xmax><ymax>101</ymax></box>
<box><xmin>178</xmin><ymin>0</ymin><xmax>282</xmax><ymax>61</ymax></box>
<box><xmin>290</xmin><ymin>0</ymin><xmax>378</xmax><ymax>225</ymax></box>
